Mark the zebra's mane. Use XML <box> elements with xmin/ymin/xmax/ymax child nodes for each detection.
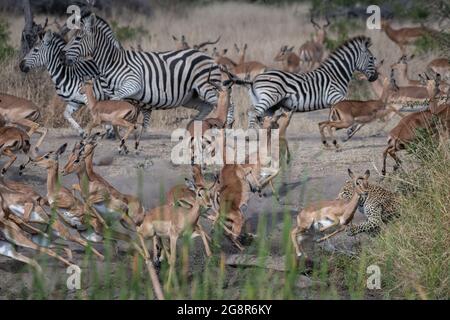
<box><xmin>85</xmin><ymin>14</ymin><xmax>123</xmax><ymax>50</ymax></box>
<box><xmin>329</xmin><ymin>36</ymin><xmax>371</xmax><ymax>57</ymax></box>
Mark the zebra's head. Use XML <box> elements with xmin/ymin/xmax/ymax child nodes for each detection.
<box><xmin>63</xmin><ymin>13</ymin><xmax>122</xmax><ymax>66</ymax></box>
<box><xmin>20</xmin><ymin>30</ymin><xmax>59</xmax><ymax>73</ymax></box>
<box><xmin>353</xmin><ymin>37</ymin><xmax>378</xmax><ymax>82</ymax></box>
<box><xmin>63</xmin><ymin>14</ymin><xmax>97</xmax><ymax>66</ymax></box>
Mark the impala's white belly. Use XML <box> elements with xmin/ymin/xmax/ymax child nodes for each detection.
<box><xmin>313</xmin><ymin>219</ymin><xmax>334</xmax><ymax>230</ymax></box>
<box><xmin>8</xmin><ymin>204</ymin><xmax>47</xmax><ymax>223</ymax></box>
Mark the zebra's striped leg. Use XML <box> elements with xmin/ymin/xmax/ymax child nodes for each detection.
<box><xmin>64</xmin><ymin>104</ymin><xmax>85</xmax><ymax>136</ymax></box>
<box><xmin>226</xmin><ymin>101</ymin><xmax>235</xmax><ymax>128</ymax></box>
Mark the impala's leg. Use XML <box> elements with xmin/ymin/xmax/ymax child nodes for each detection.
<box><xmin>64</xmin><ymin>104</ymin><xmax>84</xmax><ymax>136</ymax></box>
<box><xmin>382</xmin><ymin>146</ymin><xmax>390</xmax><ymax>176</ymax></box>
<box><xmin>14</xmin><ymin>119</ymin><xmax>47</xmax><ymax>148</ymax></box>
<box><xmin>196</xmin><ymin>224</ymin><xmax>212</xmax><ymax>257</ymax></box>
<box><xmin>167</xmin><ymin>234</ymin><xmax>178</xmax><ymax>286</ymax></box>
<box><xmin>86</xmin><ymin>116</ymin><xmax>100</xmax><ymax>138</ymax></box>
<box><xmin>318</xmin><ymin>121</ymin><xmax>331</xmax><ymax>148</ymax></box>
<box><xmin>316</xmin><ymin>226</ymin><xmax>345</xmax><ymax>242</ymax></box>
<box><xmin>1</xmin><ymin>218</ymin><xmax>73</xmax><ymax>266</ymax></box>
<box><xmin>112</xmin><ymin>118</ymin><xmax>135</xmax><ymax>154</ymax></box>
<box><xmin>1</xmin><ymin>148</ymin><xmax>17</xmax><ymax>175</ymax></box>
<box><xmin>290</xmin><ymin>226</ymin><xmax>301</xmax><ymax>257</ymax></box>
<box><xmin>344</xmin><ymin>124</ymin><xmax>364</xmax><ymax>141</ymax></box>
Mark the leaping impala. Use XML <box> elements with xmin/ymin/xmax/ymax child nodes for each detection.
<box><xmin>0</xmin><ymin>93</ymin><xmax>47</xmax><ymax>149</ymax></box>
<box><xmin>0</xmin><ymin>114</ymin><xmax>33</xmax><ymax>175</ymax></box>
<box><xmin>381</xmin><ymin>20</ymin><xmax>435</xmax><ymax>54</ymax></box>
<box><xmin>291</xmin><ymin>169</ymin><xmax>370</xmax><ymax>258</ymax></box>
<box><xmin>80</xmin><ymin>79</ymin><xmax>143</xmax><ymax>154</ymax></box>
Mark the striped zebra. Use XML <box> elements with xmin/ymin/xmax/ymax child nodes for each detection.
<box><xmin>246</xmin><ymin>36</ymin><xmax>378</xmax><ymax>127</ymax></box>
<box><xmin>62</xmin><ymin>13</ymin><xmax>232</xmax><ymax>129</ymax></box>
<box><xmin>19</xmin><ymin>30</ymin><xmax>111</xmax><ymax>136</ymax></box>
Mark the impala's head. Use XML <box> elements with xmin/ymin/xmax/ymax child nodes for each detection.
<box><xmin>172</xmin><ymin>34</ymin><xmax>189</xmax><ymax>50</ymax></box>
<box><xmin>274</xmin><ymin>45</ymin><xmax>294</xmax><ymax>62</ymax></box>
<box><xmin>62</xmin><ymin>132</ymin><xmax>102</xmax><ymax>175</ymax></box>
<box><xmin>79</xmin><ymin>78</ymin><xmax>94</xmax><ymax>95</ymax></box>
<box><xmin>20</xmin><ymin>30</ymin><xmax>60</xmax><ymax>73</ymax></box>
<box><xmin>184</xmin><ymin>178</ymin><xmax>212</xmax><ymax>209</ymax></box>
<box><xmin>348</xmin><ymin>169</ymin><xmax>370</xmax><ymax>195</ymax></box>
<box><xmin>62</xmin><ymin>140</ymin><xmax>85</xmax><ymax>175</ymax></box>
<box><xmin>310</xmin><ymin>15</ymin><xmax>331</xmax><ymax>42</ymax></box>
<box><xmin>32</xmin><ymin>143</ymin><xmax>67</xmax><ymax>169</ymax></box>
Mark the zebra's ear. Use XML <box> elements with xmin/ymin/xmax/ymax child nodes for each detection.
<box><xmin>43</xmin><ymin>30</ymin><xmax>52</xmax><ymax>45</ymax></box>
<box><xmin>84</xmin><ymin>13</ymin><xmax>96</xmax><ymax>33</ymax></box>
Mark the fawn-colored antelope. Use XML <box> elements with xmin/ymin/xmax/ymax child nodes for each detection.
<box><xmin>0</xmin><ymin>193</ymin><xmax>74</xmax><ymax>268</ymax></box>
<box><xmin>381</xmin><ymin>75</ymin><xmax>445</xmax><ymax>175</ymax></box>
<box><xmin>274</xmin><ymin>45</ymin><xmax>301</xmax><ymax>73</ymax></box>
<box><xmin>62</xmin><ymin>134</ymin><xmax>145</xmax><ymax>232</ymax></box>
<box><xmin>0</xmin><ymin>93</ymin><xmax>47</xmax><ymax>149</ymax></box>
<box><xmin>262</xmin><ymin>109</ymin><xmax>293</xmax><ymax>164</ymax></box>
<box><xmin>81</xmin><ymin>80</ymin><xmax>143</xmax><ymax>154</ymax></box>
<box><xmin>291</xmin><ymin>169</ymin><xmax>370</xmax><ymax>258</ymax></box>
<box><xmin>390</xmin><ymin>55</ymin><xmax>425</xmax><ymax>87</ymax></box>
<box><xmin>0</xmin><ymin>114</ymin><xmax>32</xmax><ymax>175</ymax></box>
<box><xmin>137</xmin><ymin>179</ymin><xmax>212</xmax><ymax>285</ymax></box>
<box><xmin>381</xmin><ymin>20</ymin><xmax>432</xmax><ymax>54</ymax></box>
<box><xmin>318</xmin><ymin>76</ymin><xmax>402</xmax><ymax>149</ymax></box>
<box><xmin>298</xmin><ymin>15</ymin><xmax>330</xmax><ymax>71</ymax></box>
<box><xmin>31</xmin><ymin>143</ymin><xmax>105</xmax><ymax>259</ymax></box>
<box><xmin>212</xmin><ymin>48</ymin><xmax>238</xmax><ymax>70</ymax></box>
<box><xmin>232</xmin><ymin>44</ymin><xmax>267</xmax><ymax>80</ymax></box>
<box><xmin>172</xmin><ymin>35</ymin><xmax>220</xmax><ymax>51</ymax></box>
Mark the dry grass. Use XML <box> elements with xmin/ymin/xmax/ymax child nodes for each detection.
<box><xmin>0</xmin><ymin>2</ymin><xmax>445</xmax><ymax>130</ymax></box>
<box><xmin>365</xmin><ymin>132</ymin><xmax>449</xmax><ymax>299</ymax></box>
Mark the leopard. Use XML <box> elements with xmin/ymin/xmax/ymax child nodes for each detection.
<box><xmin>337</xmin><ymin>174</ymin><xmax>399</xmax><ymax>236</ymax></box>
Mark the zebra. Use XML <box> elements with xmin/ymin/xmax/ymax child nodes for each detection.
<box><xmin>19</xmin><ymin>30</ymin><xmax>111</xmax><ymax>137</ymax></box>
<box><xmin>62</xmin><ymin>13</ymin><xmax>233</xmax><ymax>129</ymax></box>
<box><xmin>245</xmin><ymin>36</ymin><xmax>378</xmax><ymax>127</ymax></box>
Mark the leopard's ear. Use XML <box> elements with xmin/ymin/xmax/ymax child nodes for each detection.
<box><xmin>348</xmin><ymin>168</ymin><xmax>354</xmax><ymax>179</ymax></box>
<box><xmin>364</xmin><ymin>170</ymin><xmax>370</xmax><ymax>179</ymax></box>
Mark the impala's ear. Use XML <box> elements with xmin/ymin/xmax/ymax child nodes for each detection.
<box><xmin>364</xmin><ymin>170</ymin><xmax>370</xmax><ymax>179</ymax></box>
<box><xmin>56</xmin><ymin>143</ymin><xmax>68</xmax><ymax>156</ymax></box>
<box><xmin>172</xmin><ymin>35</ymin><xmax>177</xmax><ymax>41</ymax></box>
<box><xmin>348</xmin><ymin>168</ymin><xmax>355</xmax><ymax>179</ymax></box>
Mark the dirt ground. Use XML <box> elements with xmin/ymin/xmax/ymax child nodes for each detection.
<box><xmin>0</xmin><ymin>105</ymin><xmax>404</xmax><ymax>299</ymax></box>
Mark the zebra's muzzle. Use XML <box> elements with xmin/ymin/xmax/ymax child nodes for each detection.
<box><xmin>19</xmin><ymin>60</ymin><xmax>29</xmax><ymax>73</ymax></box>
<box><xmin>368</xmin><ymin>72</ymin><xmax>378</xmax><ymax>82</ymax></box>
